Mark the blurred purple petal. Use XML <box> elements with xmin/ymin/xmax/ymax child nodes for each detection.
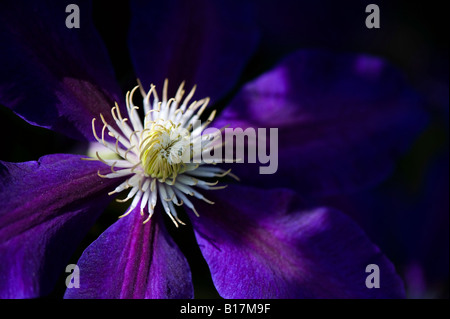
<box><xmin>324</xmin><ymin>148</ymin><xmax>449</xmax><ymax>298</ymax></box>
<box><xmin>191</xmin><ymin>185</ymin><xmax>405</xmax><ymax>298</ymax></box>
<box><xmin>0</xmin><ymin>0</ymin><xmax>123</xmax><ymax>141</ymax></box>
<box><xmin>64</xmin><ymin>209</ymin><xmax>193</xmax><ymax>299</ymax></box>
<box><xmin>0</xmin><ymin>154</ymin><xmax>120</xmax><ymax>298</ymax></box>
<box><xmin>128</xmin><ymin>0</ymin><xmax>260</xmax><ymax>103</ymax></box>
<box><xmin>214</xmin><ymin>50</ymin><xmax>428</xmax><ymax>197</ymax></box>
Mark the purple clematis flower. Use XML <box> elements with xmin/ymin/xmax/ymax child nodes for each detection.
<box><xmin>0</xmin><ymin>1</ymin><xmax>427</xmax><ymax>299</ymax></box>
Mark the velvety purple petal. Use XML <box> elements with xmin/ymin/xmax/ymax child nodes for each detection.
<box><xmin>64</xmin><ymin>208</ymin><xmax>193</xmax><ymax>299</ymax></box>
<box><xmin>128</xmin><ymin>0</ymin><xmax>260</xmax><ymax>103</ymax></box>
<box><xmin>213</xmin><ymin>50</ymin><xmax>428</xmax><ymax>197</ymax></box>
<box><xmin>0</xmin><ymin>154</ymin><xmax>120</xmax><ymax>298</ymax></box>
<box><xmin>0</xmin><ymin>0</ymin><xmax>123</xmax><ymax>141</ymax></box>
<box><xmin>190</xmin><ymin>185</ymin><xmax>405</xmax><ymax>298</ymax></box>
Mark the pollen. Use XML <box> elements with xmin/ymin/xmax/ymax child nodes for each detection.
<box><xmin>140</xmin><ymin>119</ymin><xmax>190</xmax><ymax>181</ymax></box>
<box><xmin>86</xmin><ymin>79</ymin><xmax>236</xmax><ymax>226</ymax></box>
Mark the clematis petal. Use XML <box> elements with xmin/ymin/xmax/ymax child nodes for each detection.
<box><xmin>128</xmin><ymin>0</ymin><xmax>260</xmax><ymax>104</ymax></box>
<box><xmin>64</xmin><ymin>207</ymin><xmax>193</xmax><ymax>299</ymax></box>
<box><xmin>190</xmin><ymin>185</ymin><xmax>405</xmax><ymax>298</ymax></box>
<box><xmin>324</xmin><ymin>149</ymin><xmax>449</xmax><ymax>298</ymax></box>
<box><xmin>0</xmin><ymin>154</ymin><xmax>120</xmax><ymax>298</ymax></box>
<box><xmin>214</xmin><ymin>50</ymin><xmax>428</xmax><ymax>197</ymax></box>
<box><xmin>0</xmin><ymin>0</ymin><xmax>123</xmax><ymax>141</ymax></box>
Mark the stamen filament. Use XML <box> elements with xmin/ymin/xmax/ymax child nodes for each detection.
<box><xmin>88</xmin><ymin>81</ymin><xmax>237</xmax><ymax>225</ymax></box>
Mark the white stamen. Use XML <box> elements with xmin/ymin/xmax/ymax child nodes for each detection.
<box><xmin>88</xmin><ymin>80</ymin><xmax>235</xmax><ymax>225</ymax></box>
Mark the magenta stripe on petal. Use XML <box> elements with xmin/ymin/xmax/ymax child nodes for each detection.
<box><xmin>64</xmin><ymin>208</ymin><xmax>193</xmax><ymax>299</ymax></box>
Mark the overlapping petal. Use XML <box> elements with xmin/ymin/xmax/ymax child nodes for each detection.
<box><xmin>128</xmin><ymin>0</ymin><xmax>260</xmax><ymax>104</ymax></box>
<box><xmin>64</xmin><ymin>208</ymin><xmax>193</xmax><ymax>299</ymax></box>
<box><xmin>0</xmin><ymin>0</ymin><xmax>424</xmax><ymax>300</ymax></box>
<box><xmin>0</xmin><ymin>0</ymin><xmax>123</xmax><ymax>141</ymax></box>
<box><xmin>214</xmin><ymin>50</ymin><xmax>428</xmax><ymax>197</ymax></box>
<box><xmin>0</xmin><ymin>154</ymin><xmax>120</xmax><ymax>298</ymax></box>
<box><xmin>190</xmin><ymin>185</ymin><xmax>406</xmax><ymax>298</ymax></box>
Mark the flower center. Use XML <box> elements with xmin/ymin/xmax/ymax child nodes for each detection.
<box><xmin>140</xmin><ymin>120</ymin><xmax>190</xmax><ymax>181</ymax></box>
<box><xmin>85</xmin><ymin>79</ymin><xmax>237</xmax><ymax>226</ymax></box>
